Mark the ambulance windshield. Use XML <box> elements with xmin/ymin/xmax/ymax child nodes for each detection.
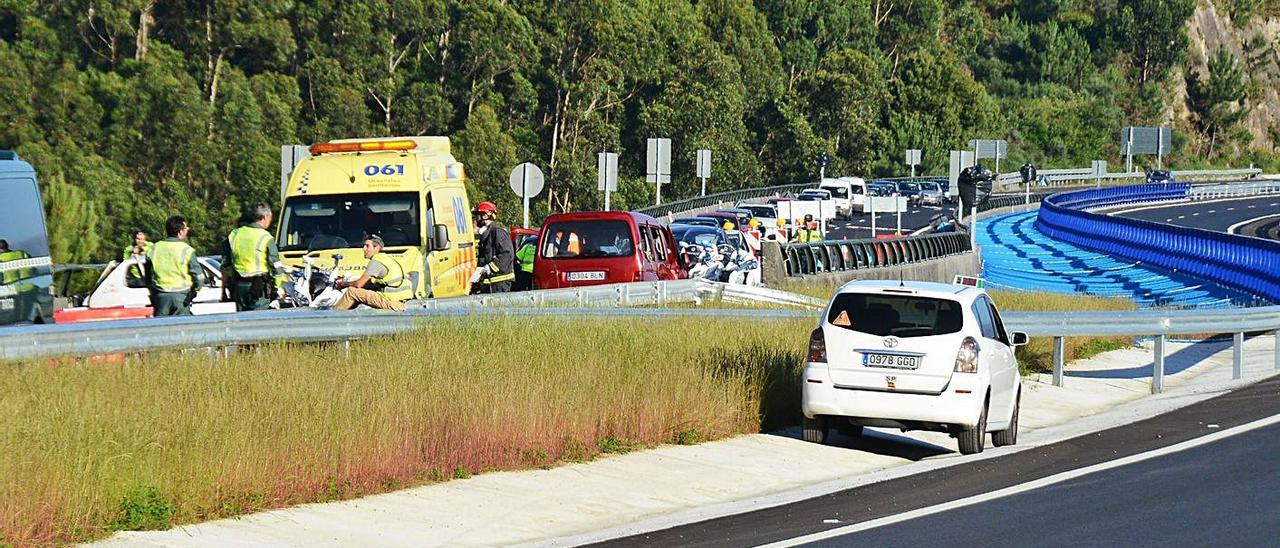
<box><xmin>279</xmin><ymin>192</ymin><xmax>420</xmax><ymax>251</ymax></box>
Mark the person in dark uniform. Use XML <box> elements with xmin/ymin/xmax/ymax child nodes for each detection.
<box><xmin>469</xmin><ymin>201</ymin><xmax>514</xmax><ymax>294</ymax></box>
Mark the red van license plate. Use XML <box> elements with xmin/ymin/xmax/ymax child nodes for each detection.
<box><xmin>567</xmin><ymin>271</ymin><xmax>606</xmax><ymax>281</ymax></box>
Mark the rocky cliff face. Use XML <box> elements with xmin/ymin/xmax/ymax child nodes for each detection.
<box><xmin>1181</xmin><ymin>1</ymin><xmax>1280</xmax><ymax>155</ymax></box>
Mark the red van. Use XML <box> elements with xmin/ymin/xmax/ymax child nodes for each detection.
<box><xmin>534</xmin><ymin>211</ymin><xmax>686</xmax><ymax>289</ymax></box>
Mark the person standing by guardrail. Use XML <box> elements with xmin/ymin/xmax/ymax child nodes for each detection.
<box><xmin>469</xmin><ymin>201</ymin><xmax>515</xmax><ymax>293</ymax></box>
<box><xmin>122</xmin><ymin>230</ymin><xmax>152</xmax><ymax>287</ymax></box>
<box><xmin>514</xmin><ymin>235</ymin><xmax>536</xmax><ymax>291</ymax></box>
<box><xmin>790</xmin><ymin>214</ymin><xmax>822</xmax><ymax>243</ymax></box>
<box><xmin>332</xmin><ymin>234</ymin><xmax>409</xmax><ymax>312</ymax></box>
<box><xmin>146</xmin><ymin>216</ymin><xmax>203</xmax><ymax>316</ymax></box>
<box><xmin>220</xmin><ymin>203</ymin><xmax>285</xmax><ymax>311</ymax></box>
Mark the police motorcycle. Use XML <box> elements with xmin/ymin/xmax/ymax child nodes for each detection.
<box><xmin>678</xmin><ymin>240</ymin><xmax>760</xmax><ymax>286</ymax></box>
<box><xmin>276</xmin><ymin>235</ymin><xmax>350</xmax><ymax>309</ymax></box>
<box><xmin>275</xmin><ymin>254</ymin><xmax>345</xmax><ymax>308</ymax></box>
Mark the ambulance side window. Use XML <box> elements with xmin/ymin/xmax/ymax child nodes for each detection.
<box><xmin>424</xmin><ymin>194</ymin><xmax>436</xmax><ymax>233</ymax></box>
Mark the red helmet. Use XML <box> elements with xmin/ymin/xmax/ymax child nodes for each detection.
<box><xmin>474</xmin><ymin>201</ymin><xmax>497</xmax><ymax>214</ymax></box>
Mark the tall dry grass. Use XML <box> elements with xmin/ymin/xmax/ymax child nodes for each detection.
<box><xmin>0</xmin><ymin>315</ymin><xmax>810</xmax><ymax>545</ymax></box>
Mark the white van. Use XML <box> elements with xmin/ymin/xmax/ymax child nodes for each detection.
<box><xmin>818</xmin><ymin>177</ymin><xmax>867</xmax><ymax>218</ymax></box>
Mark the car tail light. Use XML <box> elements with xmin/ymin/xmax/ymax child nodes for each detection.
<box><xmin>954</xmin><ymin>336</ymin><xmax>979</xmax><ymax>373</ymax></box>
<box><xmin>807</xmin><ymin>328</ymin><xmax>827</xmax><ymax>363</ymax></box>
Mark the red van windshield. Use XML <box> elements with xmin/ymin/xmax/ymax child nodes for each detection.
<box><xmin>541</xmin><ymin>220</ymin><xmax>635</xmax><ymax>259</ymax></box>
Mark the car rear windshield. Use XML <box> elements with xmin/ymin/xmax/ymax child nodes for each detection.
<box><xmin>541</xmin><ymin>220</ymin><xmax>634</xmax><ymax>259</ymax></box>
<box><xmin>827</xmin><ymin>293</ymin><xmax>963</xmax><ymax>337</ymax></box>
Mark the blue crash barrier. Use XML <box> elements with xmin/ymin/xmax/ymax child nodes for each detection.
<box><xmin>1035</xmin><ymin>184</ymin><xmax>1280</xmax><ymax>304</ymax></box>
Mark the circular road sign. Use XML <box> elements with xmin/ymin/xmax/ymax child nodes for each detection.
<box><xmin>509</xmin><ymin>163</ymin><xmax>545</xmax><ymax>198</ymax></box>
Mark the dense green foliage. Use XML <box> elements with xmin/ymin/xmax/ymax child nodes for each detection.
<box><xmin>0</xmin><ymin>0</ymin><xmax>1258</xmax><ymax>262</ymax></box>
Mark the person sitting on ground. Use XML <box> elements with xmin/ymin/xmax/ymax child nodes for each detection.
<box><xmin>332</xmin><ymin>234</ymin><xmax>411</xmax><ymax>312</ymax></box>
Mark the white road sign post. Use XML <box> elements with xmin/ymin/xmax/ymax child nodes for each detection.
<box><xmin>905</xmin><ymin>149</ymin><xmax>922</xmax><ymax>179</ymax></box>
<box><xmin>646</xmin><ymin>138</ymin><xmax>672</xmax><ymax>206</ymax></box>
<box><xmin>597</xmin><ymin>151</ymin><xmax>619</xmax><ymax>211</ymax></box>
<box><xmin>896</xmin><ymin>193</ymin><xmax>903</xmax><ymax>235</ymax></box>
<box><xmin>1120</xmin><ymin>127</ymin><xmax>1171</xmax><ymax>172</ymax></box>
<box><xmin>968</xmin><ymin>139</ymin><xmax>1008</xmax><ymax>180</ymax></box>
<box><xmin>696</xmin><ymin>149</ymin><xmax>711</xmax><ymax>196</ymax></box>
<box><xmin>508</xmin><ymin>162</ymin><xmax>545</xmax><ymax>228</ymax></box>
<box><xmin>869</xmin><ymin>193</ymin><xmax>876</xmax><ymax>237</ymax></box>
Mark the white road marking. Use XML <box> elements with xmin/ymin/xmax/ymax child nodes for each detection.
<box><xmin>1165</xmin><ymin>218</ymin><xmax>1173</xmax><ymax>222</ymax></box>
<box><xmin>1226</xmin><ymin>213</ymin><xmax>1280</xmax><ymax>234</ymax></box>
<box><xmin>758</xmin><ymin>413</ymin><xmax>1280</xmax><ymax>548</ymax></box>
<box><xmin>1207</xmin><ymin>210</ymin><xmax>1216</xmax><ymax>213</ymax></box>
<box><xmin>1191</xmin><ymin>212</ymin><xmax>1200</xmax><ymax>216</ymax></box>
<box><xmin>1227</xmin><ymin>207</ymin><xmax>1235</xmax><ymax>211</ymax></box>
<box><xmin>1177</xmin><ymin>215</ymin><xmax>1186</xmax><ymax>219</ymax></box>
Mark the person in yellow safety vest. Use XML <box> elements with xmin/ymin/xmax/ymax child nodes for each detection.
<box><xmin>0</xmin><ymin>239</ymin><xmax>32</xmax><ymax>286</ymax></box>
<box><xmin>122</xmin><ymin>230</ymin><xmax>153</xmax><ymax>286</ymax></box>
<box><xmin>514</xmin><ymin>235</ymin><xmax>536</xmax><ymax>291</ymax></box>
<box><xmin>220</xmin><ymin>202</ymin><xmax>285</xmax><ymax>311</ymax></box>
<box><xmin>333</xmin><ymin>234</ymin><xmax>410</xmax><ymax>312</ymax></box>
<box><xmin>722</xmin><ymin>220</ymin><xmax>735</xmax><ymax>231</ymax></box>
<box><xmin>469</xmin><ymin>201</ymin><xmax>515</xmax><ymax>293</ymax></box>
<box><xmin>791</xmin><ymin>214</ymin><xmax>823</xmax><ymax>243</ymax></box>
<box><xmin>146</xmin><ymin>216</ymin><xmax>204</xmax><ymax>316</ymax></box>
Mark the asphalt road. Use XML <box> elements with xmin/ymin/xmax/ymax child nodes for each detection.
<box><xmin>1116</xmin><ymin>196</ymin><xmax>1280</xmax><ymax>240</ymax></box>
<box><xmin>803</xmin><ymin>421</ymin><xmax>1280</xmax><ymax>547</ymax></box>
<box><xmin>593</xmin><ymin>375</ymin><xmax>1280</xmax><ymax>548</ymax></box>
<box><xmin>823</xmin><ymin>203</ymin><xmax>958</xmax><ymax>240</ymax></box>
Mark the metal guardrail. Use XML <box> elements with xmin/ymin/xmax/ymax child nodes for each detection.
<box><xmin>1188</xmin><ymin>180</ymin><xmax>1280</xmax><ymax>200</ymax></box>
<box><xmin>1004</xmin><ymin>307</ymin><xmax>1280</xmax><ymax>393</ymax></box>
<box><xmin>996</xmin><ymin>167</ymin><xmax>1261</xmax><ymax>191</ymax></box>
<box><xmin>0</xmin><ymin>280</ymin><xmax>822</xmax><ymax>360</ymax></box>
<box><xmin>633</xmin><ymin>183</ymin><xmax>813</xmax><ymax>218</ymax></box>
<box><xmin>782</xmin><ymin>232</ymin><xmax>972</xmax><ymax>277</ymax></box>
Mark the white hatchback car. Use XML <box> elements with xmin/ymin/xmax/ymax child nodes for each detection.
<box><xmin>801</xmin><ymin>280</ymin><xmax>1027</xmax><ymax>455</ymax></box>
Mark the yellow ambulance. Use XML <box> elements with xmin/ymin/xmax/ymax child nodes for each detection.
<box><xmin>277</xmin><ymin>136</ymin><xmax>475</xmax><ymax>298</ymax></box>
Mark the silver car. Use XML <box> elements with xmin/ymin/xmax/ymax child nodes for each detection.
<box><xmin>918</xmin><ymin>181</ymin><xmax>945</xmax><ymax>206</ymax></box>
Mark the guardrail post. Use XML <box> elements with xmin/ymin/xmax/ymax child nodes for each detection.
<box><xmin>1152</xmin><ymin>335</ymin><xmax>1165</xmax><ymax>394</ymax></box>
<box><xmin>1052</xmin><ymin>336</ymin><xmax>1065</xmax><ymax>387</ymax></box>
<box><xmin>343</xmin><ymin>339</ymin><xmax>352</xmax><ymax>359</ymax></box>
<box><xmin>1233</xmin><ymin>332</ymin><xmax>1244</xmax><ymax>380</ymax></box>
<box><xmin>1275</xmin><ymin>329</ymin><xmax>1280</xmax><ymax>371</ymax></box>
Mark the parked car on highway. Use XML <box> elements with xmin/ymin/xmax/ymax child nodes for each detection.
<box><xmin>672</xmin><ymin>217</ymin><xmax>722</xmax><ymax>228</ymax></box>
<box><xmin>715</xmin><ymin>208</ymin><xmax>755</xmax><ymax>229</ymax></box>
<box><xmin>735</xmin><ymin>202</ymin><xmax>777</xmax><ymax>227</ymax></box>
<box><xmin>917</xmin><ymin>181</ymin><xmax>945</xmax><ymax>206</ymax></box>
<box><xmin>896</xmin><ymin>181</ymin><xmax>923</xmax><ymax>206</ymax></box>
<box><xmin>53</xmin><ymin>256</ymin><xmax>235</xmax><ymax>323</ymax></box>
<box><xmin>818</xmin><ymin>177</ymin><xmax>867</xmax><ymax>218</ymax></box>
<box><xmin>801</xmin><ymin>279</ymin><xmax>1027</xmax><ymax>455</ymax></box>
<box><xmin>1146</xmin><ymin>169</ymin><xmax>1175</xmax><ymax>185</ymax></box>
<box><xmin>797</xmin><ymin>188</ymin><xmax>832</xmax><ymax>202</ymax></box>
<box><xmin>868</xmin><ymin>182</ymin><xmax>896</xmax><ymax>197</ymax></box>
<box><xmin>535</xmin><ymin>211</ymin><xmax>684</xmax><ymax>289</ymax></box>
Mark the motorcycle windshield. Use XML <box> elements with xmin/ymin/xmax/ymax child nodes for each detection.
<box><xmin>279</xmin><ymin>192</ymin><xmax>421</xmax><ymax>252</ymax></box>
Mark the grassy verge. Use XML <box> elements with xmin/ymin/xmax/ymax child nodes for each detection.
<box><xmin>0</xmin><ymin>316</ymin><xmax>810</xmax><ymax>545</ymax></box>
<box><xmin>778</xmin><ymin>278</ymin><xmax>1138</xmax><ymax>375</ymax></box>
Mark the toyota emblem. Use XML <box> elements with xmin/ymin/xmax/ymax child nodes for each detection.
<box><xmin>883</xmin><ymin>336</ymin><xmax>899</xmax><ymax>348</ymax></box>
